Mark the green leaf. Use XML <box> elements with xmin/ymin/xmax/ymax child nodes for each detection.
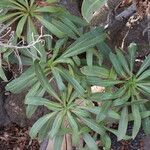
<box><xmin>131</xmin><ymin>104</ymin><xmax>141</xmax><ymax>139</ymax></box>
<box><xmin>140</xmin><ymin>105</ymin><xmax>150</xmax><ymax>135</ymax></box>
<box><xmin>51</xmin><ymin>38</ymin><xmax>67</xmax><ymax>60</ymax></box>
<box><xmin>34</xmin><ymin>61</ymin><xmax>61</xmax><ymax>101</ymax></box>
<box><xmin>0</xmin><ymin>12</ymin><xmax>21</xmax><ymax>23</ymax></box>
<box><xmin>26</xmin><ymin>105</ymin><xmax>38</xmax><ymax>119</ymax></box>
<box><xmin>10</xmin><ymin>0</ymin><xmax>26</xmax><ymax>10</ymax></box>
<box><xmin>81</xmin><ymin>66</ymin><xmax>109</xmax><ymax>78</ymax></box>
<box><xmin>82</xmin><ymin>107</ymin><xmax>120</xmax><ymax>120</ymax></box>
<box><xmin>116</xmin><ymin>49</ymin><xmax>130</xmax><ymax>75</ymax></box>
<box><xmin>25</xmin><ymin>82</ymin><xmax>45</xmax><ymax>118</ymax></box>
<box><xmin>80</xmin><ymin>117</ymin><xmax>105</xmax><ymax>135</ymax></box>
<box><xmin>52</xmin><ymin>67</ymin><xmax>66</xmax><ymax>91</ymax></box>
<box><xmin>27</xmin><ymin>17</ymin><xmax>38</xmax><ymax>59</ymax></box>
<box><xmin>89</xmin><ymin>92</ymin><xmax>113</xmax><ymax>102</ymax></box>
<box><xmin>136</xmin><ymin>54</ymin><xmax>150</xmax><ymax>76</ymax></box>
<box><xmin>97</xmin><ymin>42</ymin><xmax>112</xmax><ymax>58</ymax></box>
<box><xmin>101</xmin><ymin>134</ymin><xmax>111</xmax><ymax>150</ymax></box>
<box><xmin>73</xmin><ymin>56</ymin><xmax>81</xmax><ymax>66</ymax></box>
<box><xmin>128</xmin><ymin>111</ymin><xmax>150</xmax><ymax>121</ymax></box>
<box><xmin>61</xmin><ymin>27</ymin><xmax>106</xmax><ymax>58</ymax></box>
<box><xmin>81</xmin><ymin>0</ymin><xmax>107</xmax><ymax>22</ymax></box>
<box><xmin>34</xmin><ymin>6</ymin><xmax>64</xmax><ymax>13</ymax></box>
<box><xmin>67</xmin><ymin>111</ymin><xmax>79</xmax><ymax>145</ymax></box>
<box><xmin>83</xmin><ymin>134</ymin><xmax>98</xmax><ymax>150</ymax></box>
<box><xmin>137</xmin><ymin>69</ymin><xmax>150</xmax><ymax>81</ymax></box>
<box><xmin>113</xmin><ymin>92</ymin><xmax>130</xmax><ymax>106</ymax></box>
<box><xmin>128</xmin><ymin>42</ymin><xmax>137</xmax><ymax>73</ymax></box>
<box><xmin>109</xmin><ymin>52</ymin><xmax>126</xmax><ymax>78</ymax></box>
<box><xmin>59</xmin><ymin>15</ymin><xmax>80</xmax><ymax>36</ymax></box>
<box><xmin>29</xmin><ymin>113</ymin><xmax>55</xmax><ymax>138</ymax></box>
<box><xmin>49</xmin><ymin>112</ymin><xmax>63</xmax><ymax>138</ymax></box>
<box><xmin>117</xmin><ymin>106</ymin><xmax>128</xmax><ymax>141</ymax></box>
<box><xmin>0</xmin><ymin>0</ymin><xmax>17</xmax><ymax>8</ymax></box>
<box><xmin>61</xmin><ymin>13</ymin><xmax>87</xmax><ymax>26</ymax></box>
<box><xmin>16</xmin><ymin>15</ymin><xmax>28</xmax><ymax>37</ymax></box>
<box><xmin>96</xmin><ymin>101</ymin><xmax>112</xmax><ymax>122</ymax></box>
<box><xmin>35</xmin><ymin>15</ymin><xmax>64</xmax><ymax>38</ymax></box>
<box><xmin>25</xmin><ymin>96</ymin><xmax>62</xmax><ymax>111</ymax></box>
<box><xmin>6</xmin><ymin>67</ymin><xmax>36</xmax><ymax>93</ymax></box>
<box><xmin>56</xmin><ymin>68</ymin><xmax>85</xmax><ymax>96</ymax></box>
<box><xmin>52</xmin><ymin>19</ymin><xmax>77</xmax><ymax>39</ymax></box>
<box><xmin>87</xmin><ymin>77</ymin><xmax>124</xmax><ymax>87</ymax></box>
<box><xmin>86</xmin><ymin>48</ymin><xmax>94</xmax><ymax>66</ymax></box>
<box><xmin>53</xmin><ymin>135</ymin><xmax>64</xmax><ymax>150</ymax></box>
<box><xmin>0</xmin><ymin>63</ymin><xmax>7</xmax><ymax>81</ymax></box>
<box><xmin>73</xmin><ymin>108</ymin><xmax>90</xmax><ymax>118</ymax></box>
<box><xmin>38</xmin><ymin>119</ymin><xmax>52</xmax><ymax>141</ymax></box>
<box><xmin>105</xmin><ymin>127</ymin><xmax>132</xmax><ymax>140</ymax></box>
<box><xmin>137</xmin><ymin>84</ymin><xmax>150</xmax><ymax>94</ymax></box>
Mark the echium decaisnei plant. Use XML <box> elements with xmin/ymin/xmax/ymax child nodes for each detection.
<box><xmin>0</xmin><ymin>0</ymin><xmax>87</xmax><ymax>81</ymax></box>
<box><xmin>0</xmin><ymin>0</ymin><xmax>86</xmax><ymax>39</ymax></box>
<box><xmin>5</xmin><ymin>27</ymin><xmax>110</xmax><ymax>149</ymax></box>
<box><xmin>81</xmin><ymin>43</ymin><xmax>150</xmax><ymax>141</ymax></box>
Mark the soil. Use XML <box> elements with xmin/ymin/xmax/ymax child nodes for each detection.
<box><xmin>109</xmin><ymin>129</ymin><xmax>145</xmax><ymax>150</ymax></box>
<box><xmin>0</xmin><ymin>123</ymin><xmax>39</xmax><ymax>150</ymax></box>
<box><xmin>0</xmin><ymin>123</ymin><xmax>149</xmax><ymax>150</ymax></box>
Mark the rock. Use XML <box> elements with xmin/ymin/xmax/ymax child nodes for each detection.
<box><xmin>0</xmin><ymin>82</ymin><xmax>10</xmax><ymax>127</ymax></box>
<box><xmin>60</xmin><ymin>0</ymin><xmax>80</xmax><ymax>16</ymax></box>
<box><xmin>4</xmin><ymin>91</ymin><xmax>49</xmax><ymax>127</ymax></box>
<box><xmin>143</xmin><ymin>136</ymin><xmax>150</xmax><ymax>150</ymax></box>
<box><xmin>121</xmin><ymin>16</ymin><xmax>149</xmax><ymax>56</ymax></box>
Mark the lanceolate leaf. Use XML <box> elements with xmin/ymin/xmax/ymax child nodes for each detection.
<box><xmin>81</xmin><ymin>0</ymin><xmax>107</xmax><ymax>22</ymax></box>
<box><xmin>0</xmin><ymin>64</ymin><xmax>7</xmax><ymax>81</ymax></box>
<box><xmin>61</xmin><ymin>27</ymin><xmax>106</xmax><ymax>58</ymax></box>
<box><xmin>87</xmin><ymin>77</ymin><xmax>124</xmax><ymax>87</ymax></box>
<box><xmin>96</xmin><ymin>101</ymin><xmax>112</xmax><ymax>122</ymax></box>
<box><xmin>53</xmin><ymin>135</ymin><xmax>64</xmax><ymax>150</ymax></box>
<box><xmin>137</xmin><ymin>84</ymin><xmax>150</xmax><ymax>94</ymax></box>
<box><xmin>136</xmin><ymin>54</ymin><xmax>150</xmax><ymax>77</ymax></box>
<box><xmin>101</xmin><ymin>134</ymin><xmax>111</xmax><ymax>150</ymax></box>
<box><xmin>35</xmin><ymin>15</ymin><xmax>65</xmax><ymax>38</ymax></box>
<box><xmin>80</xmin><ymin>117</ymin><xmax>105</xmax><ymax>135</ymax></box>
<box><xmin>16</xmin><ymin>15</ymin><xmax>28</xmax><ymax>37</ymax></box>
<box><xmin>86</xmin><ymin>48</ymin><xmax>94</xmax><ymax>66</ymax></box>
<box><xmin>109</xmin><ymin>52</ymin><xmax>126</xmax><ymax>78</ymax></box>
<box><xmin>81</xmin><ymin>66</ymin><xmax>109</xmax><ymax>78</ymax></box>
<box><xmin>34</xmin><ymin>6</ymin><xmax>64</xmax><ymax>13</ymax></box>
<box><xmin>56</xmin><ymin>68</ymin><xmax>85</xmax><ymax>96</ymax></box>
<box><xmin>105</xmin><ymin>127</ymin><xmax>132</xmax><ymax>140</ymax></box>
<box><xmin>89</xmin><ymin>92</ymin><xmax>113</xmax><ymax>101</ymax></box>
<box><xmin>128</xmin><ymin>43</ymin><xmax>137</xmax><ymax>73</ymax></box>
<box><xmin>6</xmin><ymin>67</ymin><xmax>37</xmax><ymax>93</ymax></box>
<box><xmin>140</xmin><ymin>105</ymin><xmax>150</xmax><ymax>135</ymax></box>
<box><xmin>25</xmin><ymin>96</ymin><xmax>62</xmax><ymax>111</ymax></box>
<box><xmin>137</xmin><ymin>69</ymin><xmax>150</xmax><ymax>81</ymax></box>
<box><xmin>29</xmin><ymin>113</ymin><xmax>55</xmax><ymax>138</ymax></box>
<box><xmin>49</xmin><ymin>112</ymin><xmax>63</xmax><ymax>138</ymax></box>
<box><xmin>131</xmin><ymin>104</ymin><xmax>141</xmax><ymax>139</ymax></box>
<box><xmin>25</xmin><ymin>82</ymin><xmax>45</xmax><ymax>118</ymax></box>
<box><xmin>117</xmin><ymin>106</ymin><xmax>128</xmax><ymax>141</ymax></box>
<box><xmin>34</xmin><ymin>61</ymin><xmax>61</xmax><ymax>101</ymax></box>
<box><xmin>67</xmin><ymin>111</ymin><xmax>79</xmax><ymax>145</ymax></box>
<box><xmin>52</xmin><ymin>67</ymin><xmax>66</xmax><ymax>91</ymax></box>
<box><xmin>116</xmin><ymin>49</ymin><xmax>130</xmax><ymax>75</ymax></box>
<box><xmin>83</xmin><ymin>133</ymin><xmax>98</xmax><ymax>150</ymax></box>
<box><xmin>113</xmin><ymin>92</ymin><xmax>130</xmax><ymax>106</ymax></box>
